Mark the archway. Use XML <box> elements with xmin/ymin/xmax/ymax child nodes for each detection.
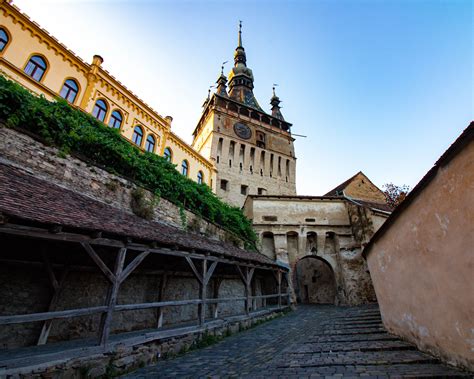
<box><xmin>296</xmin><ymin>256</ymin><xmax>336</xmax><ymax>304</ymax></box>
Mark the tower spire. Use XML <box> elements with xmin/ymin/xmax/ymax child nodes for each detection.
<box><xmin>227</xmin><ymin>21</ymin><xmax>263</xmax><ymax>110</ymax></box>
<box><xmin>238</xmin><ymin>20</ymin><xmax>242</xmax><ymax>47</ymax></box>
<box><xmin>216</xmin><ymin>61</ymin><xmax>228</xmax><ymax>97</ymax></box>
<box><xmin>270</xmin><ymin>84</ymin><xmax>285</xmax><ymax>121</ymax></box>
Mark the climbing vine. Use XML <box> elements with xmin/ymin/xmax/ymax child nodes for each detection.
<box><xmin>0</xmin><ymin>76</ymin><xmax>257</xmax><ymax>249</ymax></box>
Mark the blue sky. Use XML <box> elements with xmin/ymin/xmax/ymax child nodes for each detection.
<box><xmin>15</xmin><ymin>0</ymin><xmax>473</xmax><ymax>195</ymax></box>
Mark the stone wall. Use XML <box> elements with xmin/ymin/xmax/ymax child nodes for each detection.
<box><xmin>0</xmin><ymin>262</ymin><xmax>266</xmax><ymax>349</ymax></box>
<box><xmin>244</xmin><ymin>196</ymin><xmax>385</xmax><ymax>306</ymax></box>
<box><xmin>0</xmin><ymin>125</ymin><xmax>244</xmax><ymax>248</ymax></box>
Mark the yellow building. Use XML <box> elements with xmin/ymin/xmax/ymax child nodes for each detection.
<box><xmin>0</xmin><ymin>0</ymin><xmax>215</xmax><ymax>188</ymax></box>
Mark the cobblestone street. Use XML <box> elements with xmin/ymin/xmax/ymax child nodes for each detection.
<box><xmin>124</xmin><ymin>304</ymin><xmax>470</xmax><ymax>378</ymax></box>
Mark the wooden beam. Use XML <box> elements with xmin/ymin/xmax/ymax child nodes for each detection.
<box><xmin>185</xmin><ymin>256</ymin><xmax>203</xmax><ymax>284</ymax></box>
<box><xmin>198</xmin><ymin>259</ymin><xmax>207</xmax><ymax>325</ymax></box>
<box><xmin>120</xmin><ymin>250</ymin><xmax>150</xmax><ymax>283</ymax></box>
<box><xmin>204</xmin><ymin>261</ymin><xmax>218</xmax><ymax>285</ymax></box>
<box><xmin>156</xmin><ymin>274</ymin><xmax>168</xmax><ymax>328</ymax></box>
<box><xmin>37</xmin><ymin>266</ymin><xmax>69</xmax><ymax>345</ymax></box>
<box><xmin>0</xmin><ymin>306</ymin><xmax>108</xmax><ymax>325</ymax></box>
<box><xmin>81</xmin><ymin>242</ymin><xmax>115</xmax><ymax>284</ymax></box>
<box><xmin>99</xmin><ymin>248</ymin><xmax>126</xmax><ymax>347</ymax></box>
<box><xmin>41</xmin><ymin>253</ymin><xmax>59</xmax><ymax>291</ymax></box>
<box><xmin>276</xmin><ymin>270</ymin><xmax>282</xmax><ymax>309</ymax></box>
<box><xmin>212</xmin><ymin>278</ymin><xmax>223</xmax><ymax>319</ymax></box>
<box><xmin>0</xmin><ymin>224</ymin><xmax>287</xmax><ymax>272</ymax></box>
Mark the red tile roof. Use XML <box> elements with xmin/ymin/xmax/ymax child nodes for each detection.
<box><xmin>0</xmin><ymin>162</ymin><xmax>277</xmax><ymax>267</ymax></box>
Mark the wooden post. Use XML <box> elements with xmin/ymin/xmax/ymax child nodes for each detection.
<box><xmin>212</xmin><ymin>278</ymin><xmax>223</xmax><ymax>319</ymax></box>
<box><xmin>276</xmin><ymin>270</ymin><xmax>282</xmax><ymax>309</ymax></box>
<box><xmin>156</xmin><ymin>274</ymin><xmax>168</xmax><ymax>328</ymax></box>
<box><xmin>284</xmin><ymin>272</ymin><xmax>291</xmax><ymax>306</ymax></box>
<box><xmin>37</xmin><ymin>254</ymin><xmax>69</xmax><ymax>345</ymax></box>
<box><xmin>237</xmin><ymin>266</ymin><xmax>255</xmax><ymax>315</ymax></box>
<box><xmin>99</xmin><ymin>248</ymin><xmax>126</xmax><ymax>347</ymax></box>
<box><xmin>185</xmin><ymin>257</ymin><xmax>218</xmax><ymax>326</ymax></box>
<box><xmin>199</xmin><ymin>259</ymin><xmax>207</xmax><ymax>325</ymax></box>
<box><xmin>251</xmin><ymin>277</ymin><xmax>257</xmax><ymax>311</ymax></box>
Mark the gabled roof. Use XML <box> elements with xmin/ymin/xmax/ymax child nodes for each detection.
<box><xmin>324</xmin><ymin>171</ymin><xmax>363</xmax><ymax>197</ymax></box>
<box><xmin>0</xmin><ymin>162</ymin><xmax>277</xmax><ymax>267</ymax></box>
<box><xmin>363</xmin><ymin>121</ymin><xmax>474</xmax><ymax>258</ymax></box>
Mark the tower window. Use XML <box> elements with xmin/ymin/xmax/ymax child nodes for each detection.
<box><xmin>181</xmin><ymin>160</ymin><xmax>189</xmax><ymax>176</ymax></box>
<box><xmin>256</xmin><ymin>131</ymin><xmax>266</xmax><ymax>149</ymax></box>
<box><xmin>108</xmin><ymin>110</ymin><xmax>123</xmax><ymax>129</ymax></box>
<box><xmin>241</xmin><ymin>185</ymin><xmax>248</xmax><ymax>195</ymax></box>
<box><xmin>163</xmin><ymin>147</ymin><xmax>172</xmax><ymax>162</ymax></box>
<box><xmin>24</xmin><ymin>55</ymin><xmax>47</xmax><ymax>82</ymax></box>
<box><xmin>220</xmin><ymin>179</ymin><xmax>228</xmax><ymax>191</ymax></box>
<box><xmin>145</xmin><ymin>134</ymin><xmax>156</xmax><ymax>152</ymax></box>
<box><xmin>258</xmin><ymin>187</ymin><xmax>267</xmax><ymax>195</ymax></box>
<box><xmin>92</xmin><ymin>99</ymin><xmax>108</xmax><ymax>122</ymax></box>
<box><xmin>132</xmin><ymin>126</ymin><xmax>143</xmax><ymax>146</ymax></box>
<box><xmin>59</xmin><ymin>79</ymin><xmax>79</xmax><ymax>103</ymax></box>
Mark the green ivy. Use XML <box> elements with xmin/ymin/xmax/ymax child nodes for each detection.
<box><xmin>0</xmin><ymin>75</ymin><xmax>257</xmax><ymax>249</ymax></box>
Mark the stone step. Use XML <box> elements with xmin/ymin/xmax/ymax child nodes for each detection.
<box><xmin>292</xmin><ymin>340</ymin><xmax>414</xmax><ymax>353</ymax></box>
<box><xmin>306</xmin><ymin>335</ymin><xmax>401</xmax><ymax>343</ymax></box>
<box><xmin>275</xmin><ymin>350</ymin><xmax>439</xmax><ymax>368</ymax></box>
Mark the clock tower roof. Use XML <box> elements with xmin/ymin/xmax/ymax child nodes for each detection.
<box><xmin>227</xmin><ymin>22</ymin><xmax>263</xmax><ymax>111</ymax></box>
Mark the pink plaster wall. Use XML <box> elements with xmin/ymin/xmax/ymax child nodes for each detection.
<box><xmin>366</xmin><ymin>140</ymin><xmax>474</xmax><ymax>371</ymax></box>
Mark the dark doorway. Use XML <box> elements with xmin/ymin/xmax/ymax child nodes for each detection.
<box><xmin>296</xmin><ymin>257</ymin><xmax>336</xmax><ymax>304</ymax></box>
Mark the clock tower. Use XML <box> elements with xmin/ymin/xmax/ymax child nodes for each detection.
<box><xmin>192</xmin><ymin>23</ymin><xmax>297</xmax><ymax>207</ymax></box>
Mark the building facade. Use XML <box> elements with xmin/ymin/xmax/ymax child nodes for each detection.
<box><xmin>364</xmin><ymin>122</ymin><xmax>474</xmax><ymax>371</ymax></box>
<box><xmin>243</xmin><ymin>172</ymin><xmax>392</xmax><ymax>306</ymax></box>
<box><xmin>192</xmin><ymin>24</ymin><xmax>297</xmax><ymax>207</ymax></box>
<box><xmin>0</xmin><ymin>0</ymin><xmax>215</xmax><ymax>187</ymax></box>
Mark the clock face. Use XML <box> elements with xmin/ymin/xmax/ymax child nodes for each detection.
<box><xmin>233</xmin><ymin>122</ymin><xmax>252</xmax><ymax>140</ymax></box>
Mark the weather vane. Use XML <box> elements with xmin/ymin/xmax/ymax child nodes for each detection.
<box><xmin>221</xmin><ymin>61</ymin><xmax>228</xmax><ymax>74</ymax></box>
<box><xmin>273</xmin><ymin>83</ymin><xmax>279</xmax><ymax>95</ymax></box>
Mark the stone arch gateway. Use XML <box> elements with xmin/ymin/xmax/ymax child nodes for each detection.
<box><xmin>295</xmin><ymin>256</ymin><xmax>337</xmax><ymax>304</ymax></box>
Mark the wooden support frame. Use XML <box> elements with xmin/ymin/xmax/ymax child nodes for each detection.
<box><xmin>272</xmin><ymin>270</ymin><xmax>283</xmax><ymax>309</ymax></box>
<box><xmin>212</xmin><ymin>278</ymin><xmax>223</xmax><ymax>319</ymax></box>
<box><xmin>0</xmin><ymin>222</ymin><xmax>291</xmax><ymax>352</ymax></box>
<box><xmin>237</xmin><ymin>266</ymin><xmax>255</xmax><ymax>315</ymax></box>
<box><xmin>99</xmin><ymin>247</ymin><xmax>126</xmax><ymax>347</ymax></box>
<box><xmin>156</xmin><ymin>274</ymin><xmax>168</xmax><ymax>328</ymax></box>
<box><xmin>37</xmin><ymin>253</ymin><xmax>69</xmax><ymax>345</ymax></box>
<box><xmin>186</xmin><ymin>257</ymin><xmax>218</xmax><ymax>325</ymax></box>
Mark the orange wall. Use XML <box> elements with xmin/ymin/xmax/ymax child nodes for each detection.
<box><xmin>366</xmin><ymin>139</ymin><xmax>474</xmax><ymax>370</ymax></box>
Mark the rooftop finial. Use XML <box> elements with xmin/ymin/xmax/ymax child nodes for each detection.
<box><xmin>221</xmin><ymin>60</ymin><xmax>228</xmax><ymax>75</ymax></box>
<box><xmin>272</xmin><ymin>83</ymin><xmax>278</xmax><ymax>97</ymax></box>
<box><xmin>238</xmin><ymin>20</ymin><xmax>243</xmax><ymax>47</ymax></box>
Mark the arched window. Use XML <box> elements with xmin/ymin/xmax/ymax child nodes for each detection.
<box><xmin>0</xmin><ymin>28</ymin><xmax>9</xmax><ymax>52</ymax></box>
<box><xmin>163</xmin><ymin>147</ymin><xmax>172</xmax><ymax>162</ymax></box>
<box><xmin>108</xmin><ymin>110</ymin><xmax>122</xmax><ymax>129</ymax></box>
<box><xmin>132</xmin><ymin>126</ymin><xmax>143</xmax><ymax>146</ymax></box>
<box><xmin>92</xmin><ymin>99</ymin><xmax>108</xmax><ymax>122</ymax></box>
<box><xmin>181</xmin><ymin>160</ymin><xmax>189</xmax><ymax>176</ymax></box>
<box><xmin>145</xmin><ymin>134</ymin><xmax>155</xmax><ymax>152</ymax></box>
<box><xmin>24</xmin><ymin>55</ymin><xmax>47</xmax><ymax>82</ymax></box>
<box><xmin>197</xmin><ymin>170</ymin><xmax>204</xmax><ymax>184</ymax></box>
<box><xmin>59</xmin><ymin>79</ymin><xmax>79</xmax><ymax>103</ymax></box>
